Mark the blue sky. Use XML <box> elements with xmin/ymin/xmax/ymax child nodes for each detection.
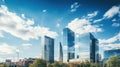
<box><xmin>0</xmin><ymin>0</ymin><xmax>120</xmax><ymax>62</ymax></box>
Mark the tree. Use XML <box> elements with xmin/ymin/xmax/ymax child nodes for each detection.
<box><xmin>52</xmin><ymin>62</ymin><xmax>69</xmax><ymax>67</ymax></box>
<box><xmin>29</xmin><ymin>59</ymin><xmax>46</xmax><ymax>67</ymax></box>
<box><xmin>47</xmin><ymin>63</ymin><xmax>53</xmax><ymax>67</ymax></box>
<box><xmin>52</xmin><ymin>62</ymin><xmax>61</xmax><ymax>67</ymax></box>
<box><xmin>107</xmin><ymin>55</ymin><xmax>120</xmax><ymax>67</ymax></box>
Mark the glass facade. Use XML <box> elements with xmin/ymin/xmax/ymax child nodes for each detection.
<box><xmin>41</xmin><ymin>36</ymin><xmax>54</xmax><ymax>63</ymax></box>
<box><xmin>63</xmin><ymin>28</ymin><xmax>75</xmax><ymax>62</ymax></box>
<box><xmin>90</xmin><ymin>33</ymin><xmax>99</xmax><ymax>63</ymax></box>
<box><xmin>75</xmin><ymin>33</ymin><xmax>90</xmax><ymax>61</ymax></box>
<box><xmin>75</xmin><ymin>33</ymin><xmax>99</xmax><ymax>62</ymax></box>
<box><xmin>104</xmin><ymin>49</ymin><xmax>120</xmax><ymax>62</ymax></box>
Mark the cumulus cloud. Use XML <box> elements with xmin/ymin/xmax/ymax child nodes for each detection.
<box><xmin>26</xmin><ymin>19</ymin><xmax>34</xmax><ymax>25</ymax></box>
<box><xmin>0</xmin><ymin>43</ymin><xmax>18</xmax><ymax>55</ymax></box>
<box><xmin>112</xmin><ymin>18</ymin><xmax>117</xmax><ymax>22</ymax></box>
<box><xmin>99</xmin><ymin>32</ymin><xmax>120</xmax><ymax>44</ymax></box>
<box><xmin>87</xmin><ymin>11</ymin><xmax>98</xmax><ymax>18</ymax></box>
<box><xmin>99</xmin><ymin>32</ymin><xmax>120</xmax><ymax>50</ymax></box>
<box><xmin>104</xmin><ymin>5</ymin><xmax>120</xmax><ymax>18</ymax></box>
<box><xmin>0</xmin><ymin>5</ymin><xmax>57</xmax><ymax>40</ymax></box>
<box><xmin>112</xmin><ymin>23</ymin><xmax>120</xmax><ymax>27</ymax></box>
<box><xmin>21</xmin><ymin>14</ymin><xmax>25</xmax><ymax>19</ymax></box>
<box><xmin>22</xmin><ymin>43</ymin><xmax>32</xmax><ymax>49</ymax></box>
<box><xmin>67</xmin><ymin>18</ymin><xmax>102</xmax><ymax>35</ymax></box>
<box><xmin>93</xmin><ymin>5</ymin><xmax>120</xmax><ymax>23</ymax></box>
<box><xmin>93</xmin><ymin>18</ymin><xmax>104</xmax><ymax>23</ymax></box>
<box><xmin>70</xmin><ymin>2</ymin><xmax>80</xmax><ymax>12</ymax></box>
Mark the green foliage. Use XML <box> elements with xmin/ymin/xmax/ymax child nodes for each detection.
<box><xmin>47</xmin><ymin>63</ymin><xmax>53</xmax><ymax>67</ymax></box>
<box><xmin>52</xmin><ymin>62</ymin><xmax>69</xmax><ymax>67</ymax></box>
<box><xmin>0</xmin><ymin>64</ymin><xmax>4</xmax><ymax>67</ymax></box>
<box><xmin>107</xmin><ymin>55</ymin><xmax>120</xmax><ymax>67</ymax></box>
<box><xmin>28</xmin><ymin>57</ymin><xmax>120</xmax><ymax>67</ymax></box>
<box><xmin>0</xmin><ymin>64</ymin><xmax>9</xmax><ymax>67</ymax></box>
<box><xmin>29</xmin><ymin>59</ymin><xmax>46</xmax><ymax>67</ymax></box>
<box><xmin>68</xmin><ymin>62</ymin><xmax>80</xmax><ymax>67</ymax></box>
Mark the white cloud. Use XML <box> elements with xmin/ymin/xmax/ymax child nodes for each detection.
<box><xmin>22</xmin><ymin>43</ymin><xmax>32</xmax><ymax>49</ymax></box>
<box><xmin>21</xmin><ymin>14</ymin><xmax>25</xmax><ymax>19</ymax></box>
<box><xmin>42</xmin><ymin>10</ymin><xmax>47</xmax><ymax>12</ymax></box>
<box><xmin>112</xmin><ymin>23</ymin><xmax>120</xmax><ymax>27</ymax></box>
<box><xmin>93</xmin><ymin>18</ymin><xmax>104</xmax><ymax>23</ymax></box>
<box><xmin>67</xmin><ymin>18</ymin><xmax>103</xmax><ymax>35</ymax></box>
<box><xmin>26</xmin><ymin>19</ymin><xmax>34</xmax><ymax>25</ymax></box>
<box><xmin>56</xmin><ymin>23</ymin><xmax>60</xmax><ymax>28</ymax></box>
<box><xmin>104</xmin><ymin>5</ymin><xmax>120</xmax><ymax>18</ymax></box>
<box><xmin>0</xmin><ymin>5</ymin><xmax>57</xmax><ymax>40</ymax></box>
<box><xmin>112</xmin><ymin>18</ymin><xmax>117</xmax><ymax>22</ymax></box>
<box><xmin>87</xmin><ymin>11</ymin><xmax>98</xmax><ymax>18</ymax></box>
<box><xmin>99</xmin><ymin>32</ymin><xmax>120</xmax><ymax>44</ymax></box>
<box><xmin>70</xmin><ymin>2</ymin><xmax>80</xmax><ymax>12</ymax></box>
<box><xmin>93</xmin><ymin>5</ymin><xmax>120</xmax><ymax>23</ymax></box>
<box><xmin>0</xmin><ymin>43</ymin><xmax>18</xmax><ymax>55</ymax></box>
<box><xmin>0</xmin><ymin>31</ymin><xmax>4</xmax><ymax>38</ymax></box>
<box><xmin>102</xmin><ymin>43</ymin><xmax>120</xmax><ymax>50</ymax></box>
<box><xmin>99</xmin><ymin>32</ymin><xmax>120</xmax><ymax>50</ymax></box>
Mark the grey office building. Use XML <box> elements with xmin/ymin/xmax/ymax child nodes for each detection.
<box><xmin>63</xmin><ymin>28</ymin><xmax>75</xmax><ymax>62</ymax></box>
<box><xmin>41</xmin><ymin>36</ymin><xmax>54</xmax><ymax>63</ymax></box>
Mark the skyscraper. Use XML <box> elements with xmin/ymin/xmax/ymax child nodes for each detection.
<box><xmin>90</xmin><ymin>33</ymin><xmax>99</xmax><ymax>63</ymax></box>
<box><xmin>73</xmin><ymin>33</ymin><xmax>99</xmax><ymax>62</ymax></box>
<box><xmin>59</xmin><ymin>42</ymin><xmax>63</xmax><ymax>62</ymax></box>
<box><xmin>75</xmin><ymin>33</ymin><xmax>90</xmax><ymax>61</ymax></box>
<box><xmin>63</xmin><ymin>28</ymin><xmax>75</xmax><ymax>62</ymax></box>
<box><xmin>41</xmin><ymin>36</ymin><xmax>54</xmax><ymax>63</ymax></box>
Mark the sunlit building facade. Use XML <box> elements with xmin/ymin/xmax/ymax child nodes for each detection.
<box><xmin>75</xmin><ymin>33</ymin><xmax>99</xmax><ymax>63</ymax></box>
<box><xmin>75</xmin><ymin>33</ymin><xmax>90</xmax><ymax>61</ymax></box>
<box><xmin>41</xmin><ymin>36</ymin><xmax>54</xmax><ymax>63</ymax></box>
<box><xmin>63</xmin><ymin>28</ymin><xmax>75</xmax><ymax>62</ymax></box>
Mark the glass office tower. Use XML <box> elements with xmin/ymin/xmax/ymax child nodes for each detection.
<box><xmin>41</xmin><ymin>36</ymin><xmax>54</xmax><ymax>63</ymax></box>
<box><xmin>75</xmin><ymin>33</ymin><xmax>99</xmax><ymax>63</ymax></box>
<box><xmin>75</xmin><ymin>33</ymin><xmax>90</xmax><ymax>61</ymax></box>
<box><xmin>63</xmin><ymin>28</ymin><xmax>75</xmax><ymax>62</ymax></box>
<box><xmin>90</xmin><ymin>33</ymin><xmax>99</xmax><ymax>63</ymax></box>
